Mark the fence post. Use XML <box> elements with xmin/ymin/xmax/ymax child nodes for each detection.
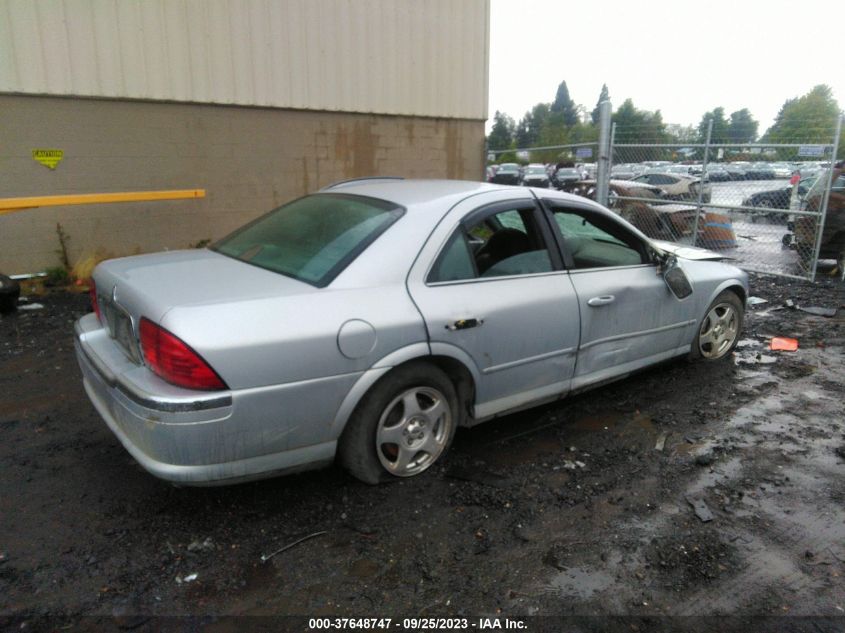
<box><xmin>809</xmin><ymin>114</ymin><xmax>843</xmax><ymax>282</ymax></box>
<box><xmin>690</xmin><ymin>118</ymin><xmax>713</xmax><ymax>247</ymax></box>
<box><xmin>596</xmin><ymin>100</ymin><xmax>612</xmax><ymax>207</ymax></box>
<box><xmin>609</xmin><ymin>121</ymin><xmax>617</xmax><ymax>176</ymax></box>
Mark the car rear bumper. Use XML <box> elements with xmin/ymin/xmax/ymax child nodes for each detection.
<box><xmin>74</xmin><ymin>313</ymin><xmax>351</xmax><ymax>485</ymax></box>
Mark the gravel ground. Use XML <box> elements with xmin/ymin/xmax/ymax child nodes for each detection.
<box><xmin>1</xmin><ymin>275</ymin><xmax>844</xmax><ymax>632</ymax></box>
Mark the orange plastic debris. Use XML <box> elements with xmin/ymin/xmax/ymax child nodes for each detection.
<box><xmin>770</xmin><ymin>337</ymin><xmax>799</xmax><ymax>352</ymax></box>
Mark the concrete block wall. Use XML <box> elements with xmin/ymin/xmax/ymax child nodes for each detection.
<box><xmin>0</xmin><ymin>95</ymin><xmax>485</xmax><ymax>273</ymax></box>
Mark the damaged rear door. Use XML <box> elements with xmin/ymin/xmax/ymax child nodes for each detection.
<box><xmin>407</xmin><ymin>190</ymin><xmax>580</xmax><ymax>421</ymax></box>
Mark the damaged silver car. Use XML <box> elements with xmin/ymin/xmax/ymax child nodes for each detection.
<box><xmin>75</xmin><ymin>179</ymin><xmax>748</xmax><ymax>485</ymax></box>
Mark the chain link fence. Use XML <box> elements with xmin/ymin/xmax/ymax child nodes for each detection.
<box><xmin>607</xmin><ymin>116</ymin><xmax>843</xmax><ymax>281</ymax></box>
<box><xmin>486</xmin><ymin>110</ymin><xmax>843</xmax><ymax>281</ymax></box>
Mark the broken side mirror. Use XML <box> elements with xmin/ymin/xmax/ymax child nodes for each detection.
<box><xmin>661</xmin><ymin>255</ymin><xmax>693</xmax><ymax>299</ymax></box>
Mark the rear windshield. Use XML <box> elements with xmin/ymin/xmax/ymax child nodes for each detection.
<box><xmin>212</xmin><ymin>193</ymin><xmax>404</xmax><ymax>287</ymax></box>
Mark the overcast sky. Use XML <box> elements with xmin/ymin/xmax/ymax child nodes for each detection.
<box><xmin>488</xmin><ymin>0</ymin><xmax>844</xmax><ymax>133</ymax></box>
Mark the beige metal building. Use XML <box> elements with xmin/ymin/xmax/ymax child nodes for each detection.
<box><xmin>0</xmin><ymin>0</ymin><xmax>489</xmax><ymax>273</ymax></box>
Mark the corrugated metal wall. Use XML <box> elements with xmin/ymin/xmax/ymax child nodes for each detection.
<box><xmin>0</xmin><ymin>0</ymin><xmax>489</xmax><ymax>120</ymax></box>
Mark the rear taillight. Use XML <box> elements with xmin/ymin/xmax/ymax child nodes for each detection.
<box><xmin>90</xmin><ymin>281</ymin><xmax>102</xmax><ymax>323</ymax></box>
<box><xmin>139</xmin><ymin>318</ymin><xmax>227</xmax><ymax>391</ymax></box>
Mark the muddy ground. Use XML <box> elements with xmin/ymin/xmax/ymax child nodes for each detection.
<box><xmin>1</xmin><ymin>274</ymin><xmax>844</xmax><ymax>631</ymax></box>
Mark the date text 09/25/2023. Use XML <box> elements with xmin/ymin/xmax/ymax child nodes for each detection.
<box><xmin>307</xmin><ymin>618</ymin><xmax>527</xmax><ymax>630</ymax></box>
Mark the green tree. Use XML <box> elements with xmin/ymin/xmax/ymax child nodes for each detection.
<box><xmin>612</xmin><ymin>99</ymin><xmax>670</xmax><ymax>161</ymax></box>
<box><xmin>727</xmin><ymin>108</ymin><xmax>758</xmax><ymax>143</ymax></box>
<box><xmin>551</xmin><ymin>81</ymin><xmax>579</xmax><ymax>126</ymax></box>
<box><xmin>591</xmin><ymin>84</ymin><xmax>610</xmax><ymax>125</ymax></box>
<box><xmin>515</xmin><ymin>113</ymin><xmax>534</xmax><ymax>148</ymax></box>
<box><xmin>763</xmin><ymin>85</ymin><xmax>840</xmax><ymax>144</ymax></box>
<box><xmin>515</xmin><ymin>103</ymin><xmax>551</xmax><ymax>148</ymax></box>
<box><xmin>487</xmin><ymin>111</ymin><xmax>515</xmax><ymax>151</ymax></box>
<box><xmin>697</xmin><ymin>107</ymin><xmax>730</xmax><ymax>144</ymax></box>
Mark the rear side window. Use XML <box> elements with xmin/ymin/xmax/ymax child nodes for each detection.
<box><xmin>428</xmin><ymin>206</ymin><xmax>554</xmax><ymax>283</ymax></box>
<box><xmin>213</xmin><ymin>194</ymin><xmax>403</xmax><ymax>287</ymax></box>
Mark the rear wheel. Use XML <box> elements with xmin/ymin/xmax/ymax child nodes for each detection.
<box><xmin>690</xmin><ymin>291</ymin><xmax>743</xmax><ymax>361</ymax></box>
<box><xmin>338</xmin><ymin>362</ymin><xmax>458</xmax><ymax>484</ymax></box>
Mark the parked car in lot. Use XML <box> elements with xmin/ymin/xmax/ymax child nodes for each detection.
<box><xmin>770</xmin><ymin>163</ymin><xmax>793</xmax><ymax>178</ymax></box>
<box><xmin>631</xmin><ymin>172</ymin><xmax>711</xmax><ymax>203</ymax></box>
<box><xmin>661</xmin><ymin>164</ymin><xmax>694</xmax><ymax>176</ymax></box>
<box><xmin>742</xmin><ymin>176</ymin><xmax>818</xmax><ymax>221</ymax></box>
<box><xmin>552</xmin><ymin>167</ymin><xmax>583</xmax><ymax>190</ymax></box>
<box><xmin>722</xmin><ymin>164</ymin><xmax>748</xmax><ymax>181</ymax></box>
<box><xmin>522</xmin><ymin>165</ymin><xmax>550</xmax><ymax>188</ymax></box>
<box><xmin>610</xmin><ymin>163</ymin><xmax>645</xmax><ymax>180</ymax></box>
<box><xmin>744</xmin><ymin>163</ymin><xmax>776</xmax><ymax>180</ymax></box>
<box><xmin>704</xmin><ymin>165</ymin><xmax>731</xmax><ymax>182</ymax></box>
<box><xmin>491</xmin><ymin>163</ymin><xmax>520</xmax><ymax>185</ymax></box>
<box><xmin>75</xmin><ymin>179</ymin><xmax>748</xmax><ymax>485</ymax></box>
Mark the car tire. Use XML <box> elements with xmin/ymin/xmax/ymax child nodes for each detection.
<box><xmin>690</xmin><ymin>291</ymin><xmax>744</xmax><ymax>362</ymax></box>
<box><xmin>338</xmin><ymin>362</ymin><xmax>459</xmax><ymax>484</ymax></box>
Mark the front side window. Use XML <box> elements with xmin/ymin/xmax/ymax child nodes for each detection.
<box><xmin>213</xmin><ymin>193</ymin><xmax>403</xmax><ymax>287</ymax></box>
<box><xmin>428</xmin><ymin>207</ymin><xmax>554</xmax><ymax>283</ymax></box>
<box><xmin>551</xmin><ymin>208</ymin><xmax>647</xmax><ymax>269</ymax></box>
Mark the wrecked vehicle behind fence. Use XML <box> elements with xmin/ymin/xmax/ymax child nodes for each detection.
<box><xmin>74</xmin><ymin>179</ymin><xmax>748</xmax><ymax>486</ymax></box>
<box><xmin>570</xmin><ymin>180</ymin><xmax>737</xmax><ymax>249</ymax></box>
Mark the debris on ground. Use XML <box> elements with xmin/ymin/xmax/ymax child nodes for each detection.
<box><xmin>686</xmin><ymin>496</ymin><xmax>715</xmax><ymax>523</ymax></box>
<box><xmin>771</xmin><ymin>337</ymin><xmax>799</xmax><ymax>351</ymax></box>
<box><xmin>796</xmin><ymin>306</ymin><xmax>838</xmax><ymax>317</ymax></box>
<box><xmin>17</xmin><ymin>303</ymin><xmax>45</xmax><ymax>311</ymax></box>
<box><xmin>260</xmin><ymin>531</ymin><xmax>327</xmax><ymax>563</ymax></box>
<box><xmin>175</xmin><ymin>573</ymin><xmax>198</xmax><ymax>584</ymax></box>
<box><xmin>186</xmin><ymin>538</ymin><xmax>214</xmax><ymax>553</ymax></box>
<box><xmin>747</xmin><ymin>296</ymin><xmax>768</xmax><ymax>305</ymax></box>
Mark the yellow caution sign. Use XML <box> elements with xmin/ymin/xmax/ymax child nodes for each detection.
<box><xmin>32</xmin><ymin>149</ymin><xmax>64</xmax><ymax>170</ymax></box>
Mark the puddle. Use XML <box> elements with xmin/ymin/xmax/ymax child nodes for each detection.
<box><xmin>547</xmin><ymin>566</ymin><xmax>614</xmax><ymax>600</ymax></box>
<box><xmin>733</xmin><ymin>350</ymin><xmax>777</xmax><ymax>365</ymax></box>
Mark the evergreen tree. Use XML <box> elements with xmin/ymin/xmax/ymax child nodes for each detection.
<box><xmin>487</xmin><ymin>111</ymin><xmax>515</xmax><ymax>151</ymax></box>
<box><xmin>591</xmin><ymin>84</ymin><xmax>610</xmax><ymax>125</ymax></box>
<box><xmin>551</xmin><ymin>81</ymin><xmax>579</xmax><ymax>126</ymax></box>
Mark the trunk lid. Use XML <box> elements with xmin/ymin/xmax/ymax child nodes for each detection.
<box><xmin>93</xmin><ymin>249</ymin><xmax>317</xmax><ymax>362</ymax></box>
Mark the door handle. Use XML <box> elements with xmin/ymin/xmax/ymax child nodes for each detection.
<box><xmin>446</xmin><ymin>318</ymin><xmax>483</xmax><ymax>331</ymax></box>
<box><xmin>587</xmin><ymin>295</ymin><xmax>616</xmax><ymax>307</ymax></box>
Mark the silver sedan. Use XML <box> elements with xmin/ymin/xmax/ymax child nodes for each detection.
<box><xmin>75</xmin><ymin>179</ymin><xmax>748</xmax><ymax>485</ymax></box>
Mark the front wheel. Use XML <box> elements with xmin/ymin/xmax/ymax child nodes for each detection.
<box><xmin>338</xmin><ymin>363</ymin><xmax>458</xmax><ymax>484</ymax></box>
<box><xmin>690</xmin><ymin>291</ymin><xmax>744</xmax><ymax>361</ymax></box>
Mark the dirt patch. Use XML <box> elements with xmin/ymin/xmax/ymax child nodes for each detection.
<box><xmin>647</xmin><ymin>531</ymin><xmax>739</xmax><ymax>589</ymax></box>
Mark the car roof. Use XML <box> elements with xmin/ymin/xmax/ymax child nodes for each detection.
<box><xmin>318</xmin><ymin>179</ymin><xmax>512</xmax><ymax>209</ymax></box>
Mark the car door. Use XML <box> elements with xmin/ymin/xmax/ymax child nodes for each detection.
<box><xmin>540</xmin><ymin>199</ymin><xmax>696</xmax><ymax>390</ymax></box>
<box><xmin>407</xmin><ymin>190</ymin><xmax>581</xmax><ymax>421</ymax></box>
